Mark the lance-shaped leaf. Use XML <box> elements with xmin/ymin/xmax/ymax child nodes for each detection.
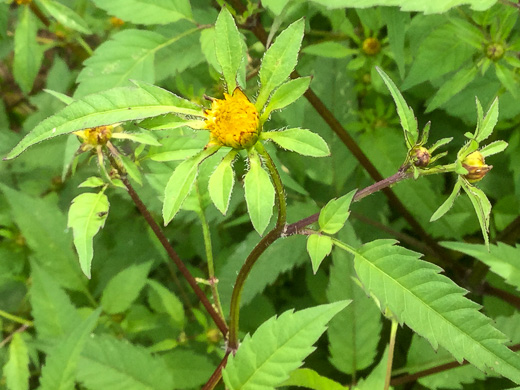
<box><xmin>376</xmin><ymin>66</ymin><xmax>418</xmax><ymax>149</ymax></box>
<box><xmin>318</xmin><ymin>189</ymin><xmax>357</xmax><ymax>234</ymax></box>
<box><xmin>461</xmin><ymin>179</ymin><xmax>492</xmax><ymax>247</ymax></box>
<box><xmin>208</xmin><ymin>149</ymin><xmax>237</xmax><ymax>215</ymax></box>
<box><xmin>222</xmin><ymin>301</ymin><xmax>350</xmax><ymax>390</ymax></box>
<box><xmin>261</xmin><ymin>128</ymin><xmax>330</xmax><ymax>157</ymax></box>
<box><xmin>430</xmin><ymin>178</ymin><xmax>462</xmax><ymax>222</ymax></box>
<box><xmin>475</xmin><ymin>97</ymin><xmax>499</xmax><ymax>143</ymax></box>
<box><xmin>346</xmin><ymin>239</ymin><xmax>520</xmax><ymax>384</ymax></box>
<box><xmin>256</xmin><ymin>18</ymin><xmax>305</xmax><ymax>110</ymax></box>
<box><xmin>307</xmin><ymin>234</ymin><xmax>333</xmax><ymax>274</ymax></box>
<box><xmin>112</xmin><ymin>131</ymin><xmax>162</xmax><ymax>146</ymax></box>
<box><xmin>68</xmin><ymin>189</ymin><xmax>109</xmax><ymax>278</ymax></box>
<box><xmin>163</xmin><ymin>146</ymin><xmax>219</xmax><ymax>225</ymax></box>
<box><xmin>4</xmin><ymin>333</ymin><xmax>30</xmax><ymax>390</ymax></box>
<box><xmin>426</xmin><ymin>66</ymin><xmax>478</xmax><ymax>113</ymax></box>
<box><xmin>39</xmin><ymin>0</ymin><xmax>91</xmax><ymax>34</ymax></box>
<box><xmin>215</xmin><ymin>7</ymin><xmax>244</xmax><ymax>92</ymax></box>
<box><xmin>441</xmin><ymin>241</ymin><xmax>520</xmax><ymax>292</ymax></box>
<box><xmin>39</xmin><ymin>309</ymin><xmax>101</xmax><ymax>390</ymax></box>
<box><xmin>244</xmin><ymin>149</ymin><xmax>275</xmax><ymax>235</ymax></box>
<box><xmin>5</xmin><ymin>83</ymin><xmax>203</xmax><ymax>160</ymax></box>
<box><xmin>479</xmin><ymin>140</ymin><xmax>508</xmax><ymax>157</ymax></box>
<box><xmin>261</xmin><ymin>77</ymin><xmax>311</xmax><ymax>120</ymax></box>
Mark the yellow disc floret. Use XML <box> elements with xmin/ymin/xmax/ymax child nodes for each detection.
<box><xmin>204</xmin><ymin>88</ymin><xmax>260</xmax><ymax>149</ymax></box>
<box><xmin>74</xmin><ymin>125</ymin><xmax>113</xmax><ymax>147</ymax></box>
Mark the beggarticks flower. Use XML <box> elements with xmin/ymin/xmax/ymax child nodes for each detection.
<box><xmin>362</xmin><ymin>37</ymin><xmax>381</xmax><ymax>56</ymax></box>
<box><xmin>462</xmin><ymin>150</ymin><xmax>492</xmax><ymax>183</ymax></box>
<box><xmin>74</xmin><ymin>125</ymin><xmax>114</xmax><ymax>150</ymax></box>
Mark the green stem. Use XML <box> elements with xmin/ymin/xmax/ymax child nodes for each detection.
<box><xmin>196</xmin><ymin>179</ymin><xmax>225</xmax><ymax>321</ymax></box>
<box><xmin>0</xmin><ymin>309</ymin><xmax>33</xmax><ymax>326</ymax></box>
<box><xmin>227</xmin><ymin>144</ymin><xmax>287</xmax><ymax>351</ymax></box>
<box><xmin>385</xmin><ymin>319</ymin><xmax>399</xmax><ymax>390</ymax></box>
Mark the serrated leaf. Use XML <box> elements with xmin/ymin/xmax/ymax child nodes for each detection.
<box><xmin>256</xmin><ymin>18</ymin><xmax>305</xmax><ymax>110</ymax></box>
<box><xmin>479</xmin><ymin>140</ymin><xmax>508</xmax><ymax>157</ymax></box>
<box><xmin>215</xmin><ymin>8</ymin><xmax>244</xmax><ymax>92</ymax></box>
<box><xmin>39</xmin><ymin>0</ymin><xmax>91</xmax><ymax>34</ymax></box>
<box><xmin>307</xmin><ymin>234</ymin><xmax>333</xmax><ymax>274</ymax></box>
<box><xmin>147</xmin><ymin>279</ymin><xmax>185</xmax><ymax>327</ymax></box>
<box><xmin>244</xmin><ymin>150</ymin><xmax>275</xmax><ymax>235</ymax></box>
<box><xmin>5</xmin><ymin>84</ymin><xmax>203</xmax><ymax>160</ymax></box>
<box><xmin>376</xmin><ymin>67</ymin><xmax>418</xmax><ymax>148</ymax></box>
<box><xmin>461</xmin><ymin>179</ymin><xmax>491</xmax><ymax>247</ymax></box>
<box><xmin>441</xmin><ymin>241</ymin><xmax>520</xmax><ymax>292</ymax></box>
<box><xmin>318</xmin><ymin>189</ymin><xmax>357</xmax><ymax>234</ymax></box>
<box><xmin>262</xmin><ymin>77</ymin><xmax>311</xmax><ymax>119</ymax></box>
<box><xmin>208</xmin><ymin>149</ymin><xmax>237</xmax><ymax>215</ymax></box>
<box><xmin>222</xmin><ymin>301</ymin><xmax>350</xmax><ymax>390</ymax></box>
<box><xmin>430</xmin><ymin>179</ymin><xmax>462</xmax><ymax>222</ymax></box>
<box><xmin>77</xmin><ymin>334</ymin><xmax>175</xmax><ymax>390</ymax></box>
<box><xmin>355</xmin><ymin>345</ymin><xmax>389</xmax><ymax>390</ymax></box>
<box><xmin>4</xmin><ymin>333</ymin><xmax>30</xmax><ymax>390</ymax></box>
<box><xmin>101</xmin><ymin>261</ymin><xmax>153</xmax><ymax>314</ymax></box>
<box><xmin>13</xmin><ymin>6</ymin><xmax>44</xmax><ymax>94</ymax></box>
<box><xmin>79</xmin><ymin>177</ymin><xmax>105</xmax><ymax>188</ymax></box>
<box><xmin>279</xmin><ymin>368</ymin><xmax>345</xmax><ymax>390</ymax></box>
<box><xmin>476</xmin><ymin>97</ymin><xmax>499</xmax><ymax>143</ymax></box>
<box><xmin>261</xmin><ymin>128</ymin><xmax>330</xmax><ymax>157</ymax></box>
<box><xmin>91</xmin><ymin>0</ymin><xmax>192</xmax><ymax>25</ymax></box>
<box><xmin>327</xmin><ymin>239</ymin><xmax>381</xmax><ymax>375</ymax></box>
<box><xmin>163</xmin><ymin>350</ymin><xmax>214</xmax><ymax>389</ymax></box>
<box><xmin>67</xmin><ymin>191</ymin><xmax>109</xmax><ymax>278</ymax></box>
<box><xmin>39</xmin><ymin>309</ymin><xmax>101</xmax><ymax>390</ymax></box>
<box><xmin>347</xmin><ymin>239</ymin><xmax>520</xmax><ymax>384</ymax></box>
<box><xmin>426</xmin><ymin>66</ymin><xmax>478</xmax><ymax>113</ymax></box>
<box><xmin>163</xmin><ymin>146</ymin><xmax>218</xmax><ymax>225</ymax></box>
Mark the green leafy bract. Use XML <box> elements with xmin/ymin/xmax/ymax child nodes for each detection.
<box><xmin>460</xmin><ymin>179</ymin><xmax>492</xmax><ymax>247</ymax></box>
<box><xmin>244</xmin><ymin>149</ymin><xmax>275</xmax><ymax>235</ymax></box>
<box><xmin>4</xmin><ymin>333</ymin><xmax>30</xmax><ymax>390</ymax></box>
<box><xmin>68</xmin><ymin>190</ymin><xmax>109</xmax><ymax>278</ymax></box>
<box><xmin>256</xmin><ymin>18</ymin><xmax>305</xmax><ymax>110</ymax></box>
<box><xmin>222</xmin><ymin>301</ymin><xmax>350</xmax><ymax>390</ymax></box>
<box><xmin>307</xmin><ymin>234</ymin><xmax>333</xmax><ymax>274</ymax></box>
<box><xmin>208</xmin><ymin>149</ymin><xmax>237</xmax><ymax>215</ymax></box>
<box><xmin>262</xmin><ymin>77</ymin><xmax>311</xmax><ymax>119</ymax></box>
<box><xmin>348</xmin><ymin>239</ymin><xmax>520</xmax><ymax>384</ymax></box>
<box><xmin>376</xmin><ymin>67</ymin><xmax>418</xmax><ymax>149</ymax></box>
<box><xmin>318</xmin><ymin>189</ymin><xmax>357</xmax><ymax>234</ymax></box>
<box><xmin>261</xmin><ymin>128</ymin><xmax>330</xmax><ymax>157</ymax></box>
<box><xmin>39</xmin><ymin>0</ymin><xmax>91</xmax><ymax>34</ymax></box>
<box><xmin>475</xmin><ymin>97</ymin><xmax>499</xmax><ymax>143</ymax></box>
<box><xmin>479</xmin><ymin>140</ymin><xmax>508</xmax><ymax>157</ymax></box>
<box><xmin>426</xmin><ymin>66</ymin><xmax>478</xmax><ymax>113</ymax></box>
<box><xmin>215</xmin><ymin>8</ymin><xmax>244</xmax><ymax>92</ymax></box>
<box><xmin>430</xmin><ymin>178</ymin><xmax>462</xmax><ymax>222</ymax></box>
<box><xmin>5</xmin><ymin>83</ymin><xmax>203</xmax><ymax>160</ymax></box>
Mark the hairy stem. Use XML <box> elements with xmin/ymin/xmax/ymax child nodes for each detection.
<box><xmin>385</xmin><ymin>320</ymin><xmax>399</xmax><ymax>390</ymax></box>
<box><xmin>227</xmin><ymin>145</ymin><xmax>287</xmax><ymax>351</ymax></box>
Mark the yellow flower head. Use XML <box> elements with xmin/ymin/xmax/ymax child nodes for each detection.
<box><xmin>74</xmin><ymin>125</ymin><xmax>113</xmax><ymax>147</ymax></box>
<box><xmin>204</xmin><ymin>88</ymin><xmax>260</xmax><ymax>149</ymax></box>
<box><xmin>462</xmin><ymin>150</ymin><xmax>492</xmax><ymax>183</ymax></box>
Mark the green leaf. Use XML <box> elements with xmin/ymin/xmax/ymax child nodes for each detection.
<box><xmin>327</xmin><ymin>235</ymin><xmax>381</xmax><ymax>375</ymax></box>
<box><xmin>302</xmin><ymin>41</ymin><xmax>354</xmax><ymax>58</ymax></box>
<box><xmin>77</xmin><ymin>334</ymin><xmax>175</xmax><ymax>390</ymax></box>
<box><xmin>355</xmin><ymin>345</ymin><xmax>389</xmax><ymax>390</ymax></box>
<box><xmin>13</xmin><ymin>6</ymin><xmax>44</xmax><ymax>94</ymax></box>
<box><xmin>262</xmin><ymin>77</ymin><xmax>311</xmax><ymax>119</ymax></box>
<box><xmin>90</xmin><ymin>0</ymin><xmax>192</xmax><ymax>25</ymax></box>
<box><xmin>112</xmin><ymin>131</ymin><xmax>162</xmax><ymax>146</ymax></box>
<box><xmin>4</xmin><ymin>333</ymin><xmax>30</xmax><ymax>390</ymax></box>
<box><xmin>307</xmin><ymin>0</ymin><xmax>497</xmax><ymax>12</ymax></box>
<box><xmin>426</xmin><ymin>66</ymin><xmax>478</xmax><ymax>113</ymax></box>
<box><xmin>119</xmin><ymin>153</ymin><xmax>143</xmax><ymax>185</ymax></box>
<box><xmin>348</xmin><ymin>239</ymin><xmax>520</xmax><ymax>384</ymax></box>
<box><xmin>256</xmin><ymin>18</ymin><xmax>305</xmax><ymax>110</ymax></box>
<box><xmin>318</xmin><ymin>189</ymin><xmax>357</xmax><ymax>234</ymax></box>
<box><xmin>5</xmin><ymin>84</ymin><xmax>203</xmax><ymax>160</ymax></box>
<box><xmin>215</xmin><ymin>8</ymin><xmax>244</xmax><ymax>92</ymax></box>
<box><xmin>39</xmin><ymin>309</ymin><xmax>101</xmax><ymax>390</ymax></box>
<box><xmin>307</xmin><ymin>234</ymin><xmax>333</xmax><ymax>274</ymax></box>
<box><xmin>163</xmin><ymin>350</ymin><xmax>215</xmax><ymax>389</ymax></box>
<box><xmin>376</xmin><ymin>67</ymin><xmax>418</xmax><ymax>149</ymax></box>
<box><xmin>244</xmin><ymin>149</ymin><xmax>275</xmax><ymax>235</ymax></box>
<box><xmin>495</xmin><ymin>63</ymin><xmax>518</xmax><ymax>98</ymax></box>
<box><xmin>147</xmin><ymin>279</ymin><xmax>185</xmax><ymax>327</ymax></box>
<box><xmin>476</xmin><ymin>97</ymin><xmax>499</xmax><ymax>143</ymax></box>
<box><xmin>67</xmin><ymin>190</ymin><xmax>109</xmax><ymax>278</ymax></box>
<box><xmin>208</xmin><ymin>149</ymin><xmax>237</xmax><ymax>215</ymax></box>
<box><xmin>460</xmin><ymin>179</ymin><xmax>491</xmax><ymax>247</ymax></box>
<box><xmin>39</xmin><ymin>0</ymin><xmax>91</xmax><ymax>34</ymax></box>
<box><xmin>261</xmin><ymin>128</ymin><xmax>330</xmax><ymax>157</ymax></box>
<box><xmin>430</xmin><ymin>178</ymin><xmax>462</xmax><ymax>222</ymax></box>
<box><xmin>479</xmin><ymin>140</ymin><xmax>508</xmax><ymax>157</ymax></box>
<box><xmin>383</xmin><ymin>7</ymin><xmax>407</xmax><ymax>78</ymax></box>
<box><xmin>278</xmin><ymin>368</ymin><xmax>345</xmax><ymax>390</ymax></box>
<box><xmin>44</xmin><ymin>89</ymin><xmax>75</xmax><ymax>105</ymax></box>
<box><xmin>222</xmin><ymin>301</ymin><xmax>350</xmax><ymax>390</ymax></box>
<box><xmin>79</xmin><ymin>176</ymin><xmax>105</xmax><ymax>188</ymax></box>
<box><xmin>101</xmin><ymin>261</ymin><xmax>153</xmax><ymax>314</ymax></box>
<box><xmin>441</xmin><ymin>241</ymin><xmax>520</xmax><ymax>292</ymax></box>
<box><xmin>30</xmin><ymin>262</ymin><xmax>82</xmax><ymax>339</ymax></box>
<box><xmin>163</xmin><ymin>146</ymin><xmax>218</xmax><ymax>225</ymax></box>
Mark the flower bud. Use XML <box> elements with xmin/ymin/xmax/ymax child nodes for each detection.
<box><xmin>411</xmin><ymin>146</ymin><xmax>430</xmax><ymax>167</ymax></box>
<box><xmin>362</xmin><ymin>38</ymin><xmax>381</xmax><ymax>56</ymax></box>
<box><xmin>74</xmin><ymin>125</ymin><xmax>113</xmax><ymax>146</ymax></box>
<box><xmin>485</xmin><ymin>43</ymin><xmax>505</xmax><ymax>61</ymax></box>
<box><xmin>462</xmin><ymin>151</ymin><xmax>492</xmax><ymax>183</ymax></box>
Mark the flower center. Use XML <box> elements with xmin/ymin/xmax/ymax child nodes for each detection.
<box><xmin>74</xmin><ymin>125</ymin><xmax>113</xmax><ymax>146</ymax></box>
<box><xmin>204</xmin><ymin>88</ymin><xmax>260</xmax><ymax>149</ymax></box>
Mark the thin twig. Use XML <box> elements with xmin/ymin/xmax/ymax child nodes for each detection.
<box><xmin>202</xmin><ymin>351</ymin><xmax>231</xmax><ymax>390</ymax></box>
<box><xmin>0</xmin><ymin>324</ymin><xmax>30</xmax><ymax>348</ymax></box>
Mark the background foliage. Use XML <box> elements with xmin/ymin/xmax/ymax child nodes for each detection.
<box><xmin>1</xmin><ymin>0</ymin><xmax>520</xmax><ymax>389</ymax></box>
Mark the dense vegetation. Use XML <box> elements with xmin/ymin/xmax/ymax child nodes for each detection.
<box><xmin>1</xmin><ymin>0</ymin><xmax>520</xmax><ymax>389</ymax></box>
